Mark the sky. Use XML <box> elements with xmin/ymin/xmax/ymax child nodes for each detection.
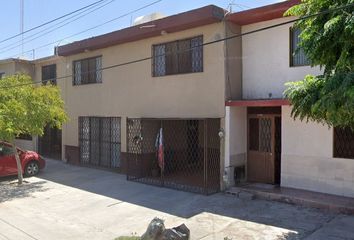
<box><xmin>0</xmin><ymin>0</ymin><xmax>282</xmax><ymax>60</ymax></box>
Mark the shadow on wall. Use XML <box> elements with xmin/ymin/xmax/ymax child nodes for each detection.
<box><xmin>0</xmin><ymin>178</ymin><xmax>48</xmax><ymax>203</ymax></box>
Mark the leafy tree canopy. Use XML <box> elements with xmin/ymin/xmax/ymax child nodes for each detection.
<box><xmin>0</xmin><ymin>74</ymin><xmax>68</xmax><ymax>141</ymax></box>
<box><xmin>284</xmin><ymin>0</ymin><xmax>354</xmax><ymax>129</ymax></box>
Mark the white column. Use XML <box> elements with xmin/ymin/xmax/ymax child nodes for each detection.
<box><xmin>222</xmin><ymin>106</ymin><xmax>233</xmax><ymax>189</ymax></box>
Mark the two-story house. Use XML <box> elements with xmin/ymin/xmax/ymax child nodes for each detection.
<box><xmin>225</xmin><ymin>0</ymin><xmax>354</xmax><ymax>198</ymax></box>
<box><xmin>0</xmin><ymin>58</ymin><xmax>37</xmax><ymax>151</ymax></box>
<box><xmin>37</xmin><ymin>5</ymin><xmax>230</xmax><ymax>194</ymax></box>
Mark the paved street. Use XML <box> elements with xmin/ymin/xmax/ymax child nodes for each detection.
<box><xmin>1</xmin><ymin>159</ymin><xmax>354</xmax><ymax>240</ymax></box>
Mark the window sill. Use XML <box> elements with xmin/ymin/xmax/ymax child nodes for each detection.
<box><xmin>289</xmin><ymin>64</ymin><xmax>311</xmax><ymax>68</ymax></box>
<box><xmin>72</xmin><ymin>81</ymin><xmax>103</xmax><ymax>86</ymax></box>
<box><xmin>152</xmin><ymin>71</ymin><xmax>204</xmax><ymax>78</ymax></box>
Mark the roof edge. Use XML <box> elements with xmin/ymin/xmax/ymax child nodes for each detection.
<box><xmin>226</xmin><ymin>99</ymin><xmax>291</xmax><ymax>107</ymax></box>
<box><xmin>0</xmin><ymin>58</ymin><xmax>32</xmax><ymax>64</ymax></box>
<box><xmin>58</xmin><ymin>5</ymin><xmax>226</xmax><ymax>56</ymax></box>
<box><xmin>227</xmin><ymin>0</ymin><xmax>301</xmax><ymax>26</ymax></box>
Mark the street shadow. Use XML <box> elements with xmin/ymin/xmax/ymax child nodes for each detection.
<box><xmin>0</xmin><ymin>177</ymin><xmax>48</xmax><ymax>203</ymax></box>
<box><xmin>38</xmin><ymin>160</ymin><xmax>337</xmax><ymax>239</ymax></box>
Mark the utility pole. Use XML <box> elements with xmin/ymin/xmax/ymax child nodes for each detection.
<box><xmin>20</xmin><ymin>0</ymin><xmax>24</xmax><ymax>57</ymax></box>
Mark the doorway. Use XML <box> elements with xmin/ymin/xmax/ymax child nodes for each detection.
<box><xmin>247</xmin><ymin>107</ymin><xmax>281</xmax><ymax>184</ymax></box>
<box><xmin>38</xmin><ymin>126</ymin><xmax>62</xmax><ymax>160</ymax></box>
<box><xmin>126</xmin><ymin>118</ymin><xmax>220</xmax><ymax>195</ymax></box>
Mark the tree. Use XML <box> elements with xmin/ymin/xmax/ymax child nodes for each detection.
<box><xmin>0</xmin><ymin>74</ymin><xmax>67</xmax><ymax>184</ymax></box>
<box><xmin>284</xmin><ymin>0</ymin><xmax>354</xmax><ymax>129</ymax></box>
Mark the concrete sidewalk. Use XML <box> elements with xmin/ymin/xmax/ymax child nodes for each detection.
<box><xmin>1</xmin><ymin>159</ymin><xmax>354</xmax><ymax>240</ymax></box>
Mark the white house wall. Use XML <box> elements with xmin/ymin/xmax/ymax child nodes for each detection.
<box><xmin>224</xmin><ymin>106</ymin><xmax>247</xmax><ymax>187</ymax></box>
<box><xmin>241</xmin><ymin>17</ymin><xmax>322</xmax><ymax>99</ymax></box>
<box><xmin>282</xmin><ymin>106</ymin><xmax>354</xmax><ymax>198</ymax></box>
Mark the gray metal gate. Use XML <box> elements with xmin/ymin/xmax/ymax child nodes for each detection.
<box><xmin>126</xmin><ymin>118</ymin><xmax>220</xmax><ymax>195</ymax></box>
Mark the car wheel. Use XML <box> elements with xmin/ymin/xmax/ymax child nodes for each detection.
<box><xmin>25</xmin><ymin>161</ymin><xmax>40</xmax><ymax>177</ymax></box>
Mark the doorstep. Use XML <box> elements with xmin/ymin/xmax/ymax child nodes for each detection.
<box><xmin>226</xmin><ymin>183</ymin><xmax>354</xmax><ymax>215</ymax></box>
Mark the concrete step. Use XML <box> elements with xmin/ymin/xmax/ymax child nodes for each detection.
<box><xmin>226</xmin><ymin>185</ymin><xmax>354</xmax><ymax>215</ymax></box>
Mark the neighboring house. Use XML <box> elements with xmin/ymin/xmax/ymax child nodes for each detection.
<box><xmin>0</xmin><ymin>58</ymin><xmax>37</xmax><ymax>151</ymax></box>
<box><xmin>225</xmin><ymin>0</ymin><xmax>354</xmax><ymax>198</ymax></box>
<box><xmin>32</xmin><ymin>55</ymin><xmax>63</xmax><ymax>160</ymax></box>
<box><xmin>1</xmin><ymin>0</ymin><xmax>352</xmax><ymax>198</ymax></box>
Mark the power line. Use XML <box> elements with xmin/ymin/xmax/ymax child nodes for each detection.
<box><xmin>0</xmin><ymin>0</ymin><xmax>113</xmax><ymax>51</ymax></box>
<box><xmin>0</xmin><ymin>0</ymin><xmax>116</xmax><ymax>55</ymax></box>
<box><xmin>5</xmin><ymin>0</ymin><xmax>163</xmax><ymax>59</ymax></box>
<box><xmin>0</xmin><ymin>0</ymin><xmax>106</xmax><ymax>45</ymax></box>
<box><xmin>1</xmin><ymin>2</ymin><xmax>353</xmax><ymax>90</ymax></box>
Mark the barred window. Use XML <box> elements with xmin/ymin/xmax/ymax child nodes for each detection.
<box><xmin>73</xmin><ymin>56</ymin><xmax>102</xmax><ymax>85</ymax></box>
<box><xmin>152</xmin><ymin>36</ymin><xmax>203</xmax><ymax>77</ymax></box>
<box><xmin>290</xmin><ymin>27</ymin><xmax>310</xmax><ymax>67</ymax></box>
<box><xmin>333</xmin><ymin>127</ymin><xmax>354</xmax><ymax>159</ymax></box>
<box><xmin>79</xmin><ymin>117</ymin><xmax>121</xmax><ymax>168</ymax></box>
<box><xmin>42</xmin><ymin>64</ymin><xmax>56</xmax><ymax>85</ymax></box>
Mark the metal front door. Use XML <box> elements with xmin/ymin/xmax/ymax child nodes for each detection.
<box><xmin>38</xmin><ymin>125</ymin><xmax>62</xmax><ymax>160</ymax></box>
<box><xmin>247</xmin><ymin>115</ymin><xmax>275</xmax><ymax>184</ymax></box>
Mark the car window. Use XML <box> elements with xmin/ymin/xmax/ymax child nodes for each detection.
<box><xmin>0</xmin><ymin>145</ymin><xmax>14</xmax><ymax>156</ymax></box>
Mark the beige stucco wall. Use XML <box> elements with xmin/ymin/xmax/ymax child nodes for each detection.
<box><xmin>15</xmin><ymin>61</ymin><xmax>35</xmax><ymax>78</ymax></box>
<box><xmin>14</xmin><ymin>138</ymin><xmax>37</xmax><ymax>152</ymax></box>
<box><xmin>0</xmin><ymin>60</ymin><xmax>34</xmax><ymax>78</ymax></box>
<box><xmin>225</xmin><ymin>22</ymin><xmax>242</xmax><ymax>100</ymax></box>
<box><xmin>281</xmin><ymin>106</ymin><xmax>354</xmax><ymax>198</ymax></box>
<box><xmin>241</xmin><ymin>17</ymin><xmax>322</xmax><ymax>99</ymax></box>
<box><xmin>34</xmin><ymin>23</ymin><xmax>227</xmax><ymax>155</ymax></box>
<box><xmin>0</xmin><ymin>62</ymin><xmax>15</xmax><ymax>77</ymax></box>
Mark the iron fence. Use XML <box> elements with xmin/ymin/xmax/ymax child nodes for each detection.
<box><xmin>79</xmin><ymin>117</ymin><xmax>121</xmax><ymax>168</ymax></box>
<box><xmin>126</xmin><ymin>118</ymin><xmax>220</xmax><ymax>195</ymax></box>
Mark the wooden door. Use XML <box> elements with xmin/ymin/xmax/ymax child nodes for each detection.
<box><xmin>247</xmin><ymin>115</ymin><xmax>275</xmax><ymax>184</ymax></box>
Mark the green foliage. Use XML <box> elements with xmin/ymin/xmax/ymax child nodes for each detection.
<box><xmin>284</xmin><ymin>0</ymin><xmax>354</xmax><ymax>128</ymax></box>
<box><xmin>0</xmin><ymin>74</ymin><xmax>68</xmax><ymax>141</ymax></box>
<box><xmin>284</xmin><ymin>73</ymin><xmax>354</xmax><ymax>129</ymax></box>
<box><xmin>285</xmin><ymin>0</ymin><xmax>354</xmax><ymax>74</ymax></box>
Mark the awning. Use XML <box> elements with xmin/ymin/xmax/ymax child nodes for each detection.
<box><xmin>226</xmin><ymin>99</ymin><xmax>290</xmax><ymax>107</ymax></box>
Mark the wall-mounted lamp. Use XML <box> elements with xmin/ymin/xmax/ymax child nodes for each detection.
<box><xmin>218</xmin><ymin>128</ymin><xmax>225</xmax><ymax>139</ymax></box>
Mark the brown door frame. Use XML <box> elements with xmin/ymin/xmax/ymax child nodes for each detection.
<box><xmin>247</xmin><ymin>113</ymin><xmax>280</xmax><ymax>184</ymax></box>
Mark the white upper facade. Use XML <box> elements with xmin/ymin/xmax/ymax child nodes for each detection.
<box><xmin>241</xmin><ymin>16</ymin><xmax>322</xmax><ymax>100</ymax></box>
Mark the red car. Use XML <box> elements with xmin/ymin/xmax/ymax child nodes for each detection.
<box><xmin>0</xmin><ymin>141</ymin><xmax>45</xmax><ymax>177</ymax></box>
